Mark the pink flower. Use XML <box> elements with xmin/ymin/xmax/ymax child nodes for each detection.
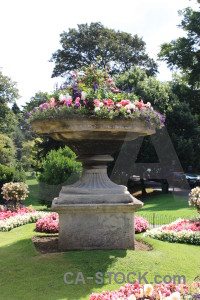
<box><xmin>75</xmin><ymin>97</ymin><xmax>81</xmax><ymax>107</ymax></box>
<box><xmin>64</xmin><ymin>99</ymin><xmax>72</xmax><ymax>106</ymax></box>
<box><xmin>94</xmin><ymin>99</ymin><xmax>100</xmax><ymax>106</ymax></box>
<box><xmin>50</xmin><ymin>97</ymin><xmax>57</xmax><ymax>107</ymax></box>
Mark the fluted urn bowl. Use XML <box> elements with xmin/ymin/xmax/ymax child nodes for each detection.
<box><xmin>31</xmin><ymin>118</ymin><xmax>155</xmax><ymax>155</ymax></box>
<box><xmin>31</xmin><ymin>117</ymin><xmax>155</xmax><ymax>250</ymax></box>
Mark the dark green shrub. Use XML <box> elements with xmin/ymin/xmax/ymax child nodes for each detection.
<box><xmin>0</xmin><ymin>164</ymin><xmax>14</xmax><ymax>201</ymax></box>
<box><xmin>38</xmin><ymin>146</ymin><xmax>82</xmax><ymax>207</ymax></box>
<box><xmin>0</xmin><ymin>163</ymin><xmax>26</xmax><ymax>202</ymax></box>
<box><xmin>13</xmin><ymin>163</ymin><xmax>26</xmax><ymax>183</ymax></box>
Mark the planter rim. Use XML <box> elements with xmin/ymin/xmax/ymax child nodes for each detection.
<box><xmin>31</xmin><ymin>117</ymin><xmax>156</xmax><ymax>136</ymax></box>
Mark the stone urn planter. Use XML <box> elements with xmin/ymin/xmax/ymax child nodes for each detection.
<box><xmin>31</xmin><ymin>117</ymin><xmax>155</xmax><ymax>250</ymax></box>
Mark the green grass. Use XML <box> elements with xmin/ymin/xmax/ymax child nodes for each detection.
<box><xmin>135</xmin><ymin>193</ymin><xmax>198</xmax><ymax>223</ymax></box>
<box><xmin>0</xmin><ymin>224</ymin><xmax>199</xmax><ymax>300</ymax></box>
<box><xmin>25</xmin><ymin>174</ymin><xmax>49</xmax><ymax>211</ymax></box>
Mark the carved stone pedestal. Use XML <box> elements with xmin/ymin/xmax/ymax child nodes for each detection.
<box><xmin>52</xmin><ymin>155</ymin><xmax>143</xmax><ymax>250</ymax></box>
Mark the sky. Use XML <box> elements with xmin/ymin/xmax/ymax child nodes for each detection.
<box><xmin>0</xmin><ymin>0</ymin><xmax>199</xmax><ymax>107</ymax></box>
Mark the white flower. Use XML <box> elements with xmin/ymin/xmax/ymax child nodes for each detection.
<box><xmin>94</xmin><ymin>107</ymin><xmax>100</xmax><ymax>112</ymax></box>
<box><xmin>127</xmin><ymin>109</ymin><xmax>131</xmax><ymax>114</ymax></box>
<box><xmin>125</xmin><ymin>103</ymin><xmax>135</xmax><ymax>111</ymax></box>
<box><xmin>128</xmin><ymin>295</ymin><xmax>136</xmax><ymax>300</ymax></box>
<box><xmin>81</xmin><ymin>91</ymin><xmax>87</xmax><ymax>100</ymax></box>
<box><xmin>170</xmin><ymin>292</ymin><xmax>180</xmax><ymax>300</ymax></box>
<box><xmin>146</xmin><ymin>102</ymin><xmax>151</xmax><ymax>108</ymax></box>
<box><xmin>99</xmin><ymin>102</ymin><xmax>103</xmax><ymax>107</ymax></box>
<box><xmin>144</xmin><ymin>284</ymin><xmax>153</xmax><ymax>297</ymax></box>
<box><xmin>59</xmin><ymin>94</ymin><xmax>65</xmax><ymax>101</ymax></box>
<box><xmin>64</xmin><ymin>93</ymin><xmax>72</xmax><ymax>101</ymax></box>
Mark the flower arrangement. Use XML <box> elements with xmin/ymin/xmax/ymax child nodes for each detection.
<box><xmin>189</xmin><ymin>187</ymin><xmax>200</xmax><ymax>213</ymax></box>
<box><xmin>89</xmin><ymin>281</ymin><xmax>200</xmax><ymax>300</ymax></box>
<box><xmin>144</xmin><ymin>218</ymin><xmax>200</xmax><ymax>245</ymax></box>
<box><xmin>1</xmin><ymin>182</ymin><xmax>29</xmax><ymax>202</ymax></box>
<box><xmin>27</xmin><ymin>65</ymin><xmax>165</xmax><ymax>129</ymax></box>
<box><xmin>135</xmin><ymin>216</ymin><xmax>149</xmax><ymax>233</ymax></box>
<box><xmin>35</xmin><ymin>212</ymin><xmax>59</xmax><ymax>233</ymax></box>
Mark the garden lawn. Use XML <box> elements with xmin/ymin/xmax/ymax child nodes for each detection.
<box><xmin>0</xmin><ymin>224</ymin><xmax>199</xmax><ymax>300</ymax></box>
<box><xmin>25</xmin><ymin>174</ymin><xmax>48</xmax><ymax>211</ymax></box>
<box><xmin>135</xmin><ymin>193</ymin><xmax>198</xmax><ymax>223</ymax></box>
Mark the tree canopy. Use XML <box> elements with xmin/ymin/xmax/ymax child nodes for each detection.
<box><xmin>50</xmin><ymin>22</ymin><xmax>158</xmax><ymax>78</ymax></box>
<box><xmin>0</xmin><ymin>71</ymin><xmax>19</xmax><ymax>133</ymax></box>
<box><xmin>158</xmin><ymin>5</ymin><xmax>200</xmax><ymax>88</ymax></box>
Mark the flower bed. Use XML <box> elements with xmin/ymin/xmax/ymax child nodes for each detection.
<box><xmin>135</xmin><ymin>216</ymin><xmax>149</xmax><ymax>233</ymax></box>
<box><xmin>0</xmin><ymin>207</ymin><xmax>33</xmax><ymax>221</ymax></box>
<box><xmin>27</xmin><ymin>65</ymin><xmax>165</xmax><ymax>129</ymax></box>
<box><xmin>89</xmin><ymin>282</ymin><xmax>200</xmax><ymax>300</ymax></box>
<box><xmin>35</xmin><ymin>214</ymin><xmax>148</xmax><ymax>234</ymax></box>
<box><xmin>0</xmin><ymin>208</ymin><xmax>49</xmax><ymax>232</ymax></box>
<box><xmin>35</xmin><ymin>212</ymin><xmax>59</xmax><ymax>233</ymax></box>
<box><xmin>144</xmin><ymin>218</ymin><xmax>200</xmax><ymax>245</ymax></box>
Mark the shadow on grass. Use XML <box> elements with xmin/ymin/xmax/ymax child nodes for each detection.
<box><xmin>0</xmin><ymin>237</ymin><xmax>127</xmax><ymax>300</ymax></box>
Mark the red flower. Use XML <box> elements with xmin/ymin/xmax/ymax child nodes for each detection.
<box><xmin>136</xmin><ymin>100</ymin><xmax>144</xmax><ymax>108</ymax></box>
<box><xmin>120</xmin><ymin>99</ymin><xmax>130</xmax><ymax>106</ymax></box>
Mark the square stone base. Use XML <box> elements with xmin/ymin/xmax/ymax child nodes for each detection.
<box><xmin>55</xmin><ymin>204</ymin><xmax>136</xmax><ymax>250</ymax></box>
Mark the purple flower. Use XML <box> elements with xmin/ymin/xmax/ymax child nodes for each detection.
<box><xmin>33</xmin><ymin>107</ymin><xmax>38</xmax><ymax>112</ymax></box>
<box><xmin>42</xmin><ymin>103</ymin><xmax>49</xmax><ymax>109</ymax></box>
<box><xmin>93</xmin><ymin>83</ymin><xmax>98</xmax><ymax>91</ymax></box>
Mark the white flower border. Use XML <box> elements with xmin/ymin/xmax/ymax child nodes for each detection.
<box><xmin>144</xmin><ymin>218</ymin><xmax>200</xmax><ymax>245</ymax></box>
<box><xmin>0</xmin><ymin>211</ymin><xmax>49</xmax><ymax>232</ymax></box>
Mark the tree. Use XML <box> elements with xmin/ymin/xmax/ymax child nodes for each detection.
<box><xmin>114</xmin><ymin>66</ymin><xmax>179</xmax><ymax>114</ymax></box>
<box><xmin>12</xmin><ymin>101</ymin><xmax>21</xmax><ymax>115</ymax></box>
<box><xmin>0</xmin><ymin>71</ymin><xmax>19</xmax><ymax>131</ymax></box>
<box><xmin>50</xmin><ymin>22</ymin><xmax>158</xmax><ymax>78</ymax></box>
<box><xmin>20</xmin><ymin>140</ymin><xmax>35</xmax><ymax>171</ymax></box>
<box><xmin>110</xmin><ymin>67</ymin><xmax>200</xmax><ymax>192</ymax></box>
<box><xmin>169</xmin><ymin>74</ymin><xmax>200</xmax><ymax>122</ymax></box>
<box><xmin>22</xmin><ymin>91</ymin><xmax>49</xmax><ymax>114</ymax></box>
<box><xmin>0</xmin><ymin>133</ymin><xmax>16</xmax><ymax>166</ymax></box>
<box><xmin>158</xmin><ymin>4</ymin><xmax>200</xmax><ymax>88</ymax></box>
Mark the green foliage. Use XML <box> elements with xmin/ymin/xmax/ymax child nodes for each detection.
<box><xmin>0</xmin><ymin>133</ymin><xmax>16</xmax><ymax>166</ymax></box>
<box><xmin>13</xmin><ymin>163</ymin><xmax>26</xmax><ymax>183</ymax></box>
<box><xmin>169</xmin><ymin>74</ymin><xmax>200</xmax><ymax>122</ymax></box>
<box><xmin>112</xmin><ymin>66</ymin><xmax>200</xmax><ymax>173</ymax></box>
<box><xmin>23</xmin><ymin>91</ymin><xmax>49</xmax><ymax>113</ymax></box>
<box><xmin>114</xmin><ymin>66</ymin><xmax>178</xmax><ymax>115</ymax></box>
<box><xmin>50</xmin><ymin>22</ymin><xmax>157</xmax><ymax>77</ymax></box>
<box><xmin>11</xmin><ymin>101</ymin><xmax>21</xmax><ymax>115</ymax></box>
<box><xmin>38</xmin><ymin>146</ymin><xmax>82</xmax><ymax>207</ymax></box>
<box><xmin>165</xmin><ymin>101</ymin><xmax>200</xmax><ymax>170</ymax></box>
<box><xmin>158</xmin><ymin>6</ymin><xmax>200</xmax><ymax>88</ymax></box>
<box><xmin>0</xmin><ymin>163</ymin><xmax>26</xmax><ymax>202</ymax></box>
<box><xmin>0</xmin><ymin>71</ymin><xmax>19</xmax><ymax>132</ymax></box>
<box><xmin>0</xmin><ymin>71</ymin><xmax>19</xmax><ymax>105</ymax></box>
<box><xmin>0</xmin><ymin>164</ymin><xmax>14</xmax><ymax>201</ymax></box>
